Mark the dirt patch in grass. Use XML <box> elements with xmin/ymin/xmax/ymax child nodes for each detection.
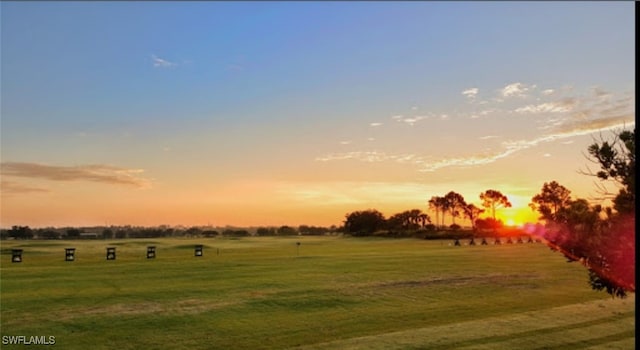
<box><xmin>28</xmin><ymin>298</ymin><xmax>241</xmax><ymax>324</ymax></box>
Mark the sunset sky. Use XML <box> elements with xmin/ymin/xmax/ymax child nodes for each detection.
<box><xmin>1</xmin><ymin>2</ymin><xmax>635</xmax><ymax>228</ymax></box>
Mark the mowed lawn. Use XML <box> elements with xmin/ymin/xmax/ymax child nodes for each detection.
<box><xmin>0</xmin><ymin>236</ymin><xmax>634</xmax><ymax>349</ymax></box>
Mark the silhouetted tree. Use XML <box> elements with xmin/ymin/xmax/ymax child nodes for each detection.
<box><xmin>475</xmin><ymin>218</ymin><xmax>503</xmax><ymax>231</ymax></box>
<box><xmin>202</xmin><ymin>230</ymin><xmax>219</xmax><ymax>238</ymax></box>
<box><xmin>102</xmin><ymin>228</ymin><xmax>114</xmax><ymax>239</ymax></box>
<box><xmin>223</xmin><ymin>229</ymin><xmax>250</xmax><ymax>237</ymax></box>
<box><xmin>444</xmin><ymin>191</ymin><xmax>466</xmax><ymax>226</ymax></box>
<box><xmin>429</xmin><ymin>195</ymin><xmax>449</xmax><ymax>228</ymax></box>
<box><xmin>555</xmin><ymin>198</ymin><xmax>601</xmax><ymax>236</ymax></box>
<box><xmin>42</xmin><ymin>230</ymin><xmax>61</xmax><ymax>239</ymax></box>
<box><xmin>185</xmin><ymin>227</ymin><xmax>202</xmax><ymax>237</ymax></box>
<box><xmin>387</xmin><ymin>212</ymin><xmax>408</xmax><ymax>232</ymax></box>
<box><xmin>344</xmin><ymin>209</ymin><xmax>386</xmax><ymax>236</ymax></box>
<box><xmin>115</xmin><ymin>229</ymin><xmax>128</xmax><ymax>239</ymax></box>
<box><xmin>463</xmin><ymin>203</ymin><xmax>484</xmax><ymax>231</ymax></box>
<box><xmin>277</xmin><ymin>226</ymin><xmax>298</xmax><ymax>236</ymax></box>
<box><xmin>256</xmin><ymin>227</ymin><xmax>276</xmax><ymax>236</ymax></box>
<box><xmin>8</xmin><ymin>226</ymin><xmax>33</xmax><ymax>239</ymax></box>
<box><xmin>583</xmin><ymin>128</ymin><xmax>635</xmax><ymax>214</ymax></box>
<box><xmin>480</xmin><ymin>189</ymin><xmax>512</xmax><ymax>221</ymax></box>
<box><xmin>66</xmin><ymin>228</ymin><xmax>81</xmax><ymax>239</ymax></box>
<box><xmin>388</xmin><ymin>209</ymin><xmax>431</xmax><ymax>232</ymax></box>
<box><xmin>298</xmin><ymin>225</ymin><xmax>329</xmax><ymax>235</ymax></box>
<box><xmin>529</xmin><ymin>181</ymin><xmax>572</xmax><ymax>222</ymax></box>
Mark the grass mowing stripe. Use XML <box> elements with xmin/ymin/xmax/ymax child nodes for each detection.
<box><xmin>297</xmin><ymin>298</ymin><xmax>634</xmax><ymax>350</ymax></box>
<box><xmin>428</xmin><ymin>313</ymin><xmax>635</xmax><ymax>350</ymax></box>
<box><xmin>456</xmin><ymin>315</ymin><xmax>635</xmax><ymax>349</ymax></box>
<box><xmin>532</xmin><ymin>330</ymin><xmax>636</xmax><ymax>350</ymax></box>
<box><xmin>582</xmin><ymin>337</ymin><xmax>636</xmax><ymax>350</ymax></box>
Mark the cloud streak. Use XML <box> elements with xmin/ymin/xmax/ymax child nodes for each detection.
<box><xmin>391</xmin><ymin>115</ymin><xmax>428</xmax><ymax>126</ymax></box>
<box><xmin>151</xmin><ymin>54</ymin><xmax>176</xmax><ymax>68</ymax></box>
<box><xmin>425</xmin><ymin>113</ymin><xmax>634</xmax><ymax>171</ymax></box>
<box><xmin>515</xmin><ymin>98</ymin><xmax>577</xmax><ymax>114</ymax></box>
<box><xmin>316</xmin><ymin>113</ymin><xmax>634</xmax><ymax>172</ymax></box>
<box><xmin>0</xmin><ymin>162</ymin><xmax>152</xmax><ymax>188</ymax></box>
<box><xmin>1</xmin><ymin>180</ymin><xmax>50</xmax><ymax>195</ymax></box>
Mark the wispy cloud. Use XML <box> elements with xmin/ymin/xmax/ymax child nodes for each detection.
<box><xmin>316</xmin><ymin>113</ymin><xmax>634</xmax><ymax>172</ymax></box>
<box><xmin>515</xmin><ymin>97</ymin><xmax>577</xmax><ymax>114</ymax></box>
<box><xmin>418</xmin><ymin>115</ymin><xmax>632</xmax><ymax>172</ymax></box>
<box><xmin>462</xmin><ymin>87</ymin><xmax>479</xmax><ymax>100</ymax></box>
<box><xmin>553</xmin><ymin>114</ymin><xmax>634</xmax><ymax>135</ymax></box>
<box><xmin>391</xmin><ymin>115</ymin><xmax>427</xmax><ymax>126</ymax></box>
<box><xmin>316</xmin><ymin>151</ymin><xmax>390</xmax><ymax>163</ymax></box>
<box><xmin>1</xmin><ymin>180</ymin><xmax>50</xmax><ymax>195</ymax></box>
<box><xmin>1</xmin><ymin>162</ymin><xmax>152</xmax><ymax>188</ymax></box>
<box><xmin>151</xmin><ymin>54</ymin><xmax>176</xmax><ymax>68</ymax></box>
<box><xmin>370</xmin><ymin>122</ymin><xmax>383</xmax><ymax>127</ymax></box>
<box><xmin>500</xmin><ymin>82</ymin><xmax>535</xmax><ymax>98</ymax></box>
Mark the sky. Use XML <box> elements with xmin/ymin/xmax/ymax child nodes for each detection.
<box><xmin>0</xmin><ymin>1</ymin><xmax>635</xmax><ymax>228</ymax></box>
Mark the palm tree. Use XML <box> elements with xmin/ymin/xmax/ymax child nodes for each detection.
<box><xmin>463</xmin><ymin>203</ymin><xmax>484</xmax><ymax>231</ymax></box>
<box><xmin>407</xmin><ymin>209</ymin><xmax>421</xmax><ymax>227</ymax></box>
<box><xmin>428</xmin><ymin>196</ymin><xmax>445</xmax><ymax>229</ymax></box>
<box><xmin>418</xmin><ymin>212</ymin><xmax>431</xmax><ymax>228</ymax></box>
<box><xmin>444</xmin><ymin>191</ymin><xmax>466</xmax><ymax>226</ymax></box>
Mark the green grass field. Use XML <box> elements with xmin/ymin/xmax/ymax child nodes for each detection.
<box><xmin>0</xmin><ymin>237</ymin><xmax>634</xmax><ymax>349</ymax></box>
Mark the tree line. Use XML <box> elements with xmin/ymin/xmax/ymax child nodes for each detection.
<box><xmin>1</xmin><ymin>225</ymin><xmax>340</xmax><ymax>240</ymax></box>
<box><xmin>343</xmin><ymin>189</ymin><xmax>512</xmax><ymax>237</ymax></box>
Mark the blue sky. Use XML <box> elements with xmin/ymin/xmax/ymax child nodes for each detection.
<box><xmin>1</xmin><ymin>2</ymin><xmax>635</xmax><ymax>227</ymax></box>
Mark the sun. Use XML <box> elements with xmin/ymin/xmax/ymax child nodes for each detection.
<box><xmin>496</xmin><ymin>199</ymin><xmax>539</xmax><ymax>227</ymax></box>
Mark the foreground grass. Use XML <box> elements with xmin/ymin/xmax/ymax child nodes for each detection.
<box><xmin>0</xmin><ymin>236</ymin><xmax>634</xmax><ymax>349</ymax></box>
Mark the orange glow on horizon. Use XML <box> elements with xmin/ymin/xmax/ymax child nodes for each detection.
<box><xmin>493</xmin><ymin>195</ymin><xmax>539</xmax><ymax>227</ymax></box>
